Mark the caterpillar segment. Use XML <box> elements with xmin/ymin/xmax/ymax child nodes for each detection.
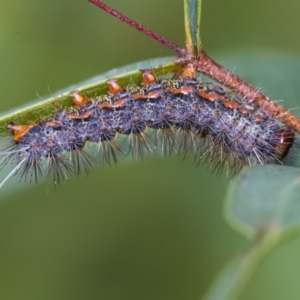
<box><xmin>0</xmin><ymin>64</ymin><xmax>295</xmax><ymax>185</ymax></box>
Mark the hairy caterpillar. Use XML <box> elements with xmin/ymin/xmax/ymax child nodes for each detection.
<box><xmin>0</xmin><ymin>64</ymin><xmax>294</xmax><ymax>186</ymax></box>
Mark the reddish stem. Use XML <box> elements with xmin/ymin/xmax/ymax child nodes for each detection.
<box><xmin>88</xmin><ymin>0</ymin><xmax>186</xmax><ymax>57</ymax></box>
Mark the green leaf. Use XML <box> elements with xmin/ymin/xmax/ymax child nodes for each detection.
<box><xmin>204</xmin><ymin>166</ymin><xmax>300</xmax><ymax>300</ymax></box>
<box><xmin>183</xmin><ymin>0</ymin><xmax>202</xmax><ymax>56</ymax></box>
<box><xmin>0</xmin><ymin>57</ymin><xmax>179</xmax><ymax>133</ymax></box>
<box><xmin>225</xmin><ymin>165</ymin><xmax>300</xmax><ymax>239</ymax></box>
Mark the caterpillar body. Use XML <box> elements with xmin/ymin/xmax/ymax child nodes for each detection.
<box><xmin>0</xmin><ymin>64</ymin><xmax>295</xmax><ymax>186</ymax></box>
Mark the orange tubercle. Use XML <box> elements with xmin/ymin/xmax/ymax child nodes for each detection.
<box><xmin>7</xmin><ymin>123</ymin><xmax>36</xmax><ymax>142</ymax></box>
<box><xmin>70</xmin><ymin>91</ymin><xmax>90</xmax><ymax>107</ymax></box>
<box><xmin>179</xmin><ymin>63</ymin><xmax>196</xmax><ymax>78</ymax></box>
<box><xmin>197</xmin><ymin>89</ymin><xmax>221</xmax><ymax>101</ymax></box>
<box><xmin>45</xmin><ymin>121</ymin><xmax>62</xmax><ymax>127</ymax></box>
<box><xmin>99</xmin><ymin>99</ymin><xmax>127</xmax><ymax>108</ymax></box>
<box><xmin>132</xmin><ymin>89</ymin><xmax>162</xmax><ymax>99</ymax></box>
<box><xmin>107</xmin><ymin>79</ymin><xmax>123</xmax><ymax>94</ymax></box>
<box><xmin>167</xmin><ymin>86</ymin><xmax>195</xmax><ymax>95</ymax></box>
<box><xmin>222</xmin><ymin>99</ymin><xmax>239</xmax><ymax>109</ymax></box>
<box><xmin>141</xmin><ymin>69</ymin><xmax>157</xmax><ymax>84</ymax></box>
<box><xmin>67</xmin><ymin>111</ymin><xmax>91</xmax><ymax>119</ymax></box>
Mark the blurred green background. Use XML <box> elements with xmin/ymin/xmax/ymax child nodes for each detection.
<box><xmin>1</xmin><ymin>0</ymin><xmax>300</xmax><ymax>299</ymax></box>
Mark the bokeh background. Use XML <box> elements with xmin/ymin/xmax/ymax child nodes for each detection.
<box><xmin>1</xmin><ymin>0</ymin><xmax>300</xmax><ymax>299</ymax></box>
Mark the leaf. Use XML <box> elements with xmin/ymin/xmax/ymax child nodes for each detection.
<box><xmin>204</xmin><ymin>166</ymin><xmax>300</xmax><ymax>300</ymax></box>
<box><xmin>183</xmin><ymin>0</ymin><xmax>202</xmax><ymax>56</ymax></box>
<box><xmin>225</xmin><ymin>165</ymin><xmax>300</xmax><ymax>239</ymax></box>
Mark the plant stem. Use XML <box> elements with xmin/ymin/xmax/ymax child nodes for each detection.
<box><xmin>203</xmin><ymin>230</ymin><xmax>281</xmax><ymax>300</ymax></box>
<box><xmin>88</xmin><ymin>0</ymin><xmax>186</xmax><ymax>56</ymax></box>
<box><xmin>183</xmin><ymin>0</ymin><xmax>202</xmax><ymax>56</ymax></box>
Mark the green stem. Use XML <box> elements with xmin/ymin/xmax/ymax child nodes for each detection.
<box><xmin>183</xmin><ymin>0</ymin><xmax>202</xmax><ymax>56</ymax></box>
<box><xmin>203</xmin><ymin>230</ymin><xmax>281</xmax><ymax>300</ymax></box>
